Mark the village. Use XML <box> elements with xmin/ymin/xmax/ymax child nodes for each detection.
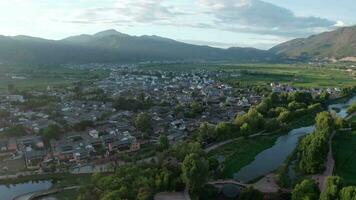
<box><xmin>0</xmin><ymin>65</ymin><xmax>344</xmax><ymax>176</ymax></box>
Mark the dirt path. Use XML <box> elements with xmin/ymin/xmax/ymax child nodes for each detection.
<box><xmin>204</xmin><ymin>131</ymin><xmax>266</xmax><ymax>153</ymax></box>
<box><xmin>253</xmin><ymin>174</ymin><xmax>280</xmax><ymax>193</ymax></box>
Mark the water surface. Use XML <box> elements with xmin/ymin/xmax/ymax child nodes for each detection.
<box><xmin>0</xmin><ymin>180</ymin><xmax>52</xmax><ymax>200</ymax></box>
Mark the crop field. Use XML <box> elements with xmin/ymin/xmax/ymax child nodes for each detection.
<box><xmin>141</xmin><ymin>63</ymin><xmax>356</xmax><ymax>88</ymax></box>
<box><xmin>0</xmin><ymin>65</ymin><xmax>109</xmax><ymax>92</ymax></box>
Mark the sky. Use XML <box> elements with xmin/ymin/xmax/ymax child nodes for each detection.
<box><xmin>0</xmin><ymin>0</ymin><xmax>355</xmax><ymax>49</ymax></box>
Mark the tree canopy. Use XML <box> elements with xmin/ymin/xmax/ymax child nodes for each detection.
<box><xmin>292</xmin><ymin>179</ymin><xmax>320</xmax><ymax>200</ymax></box>
<box><xmin>181</xmin><ymin>153</ymin><xmax>209</xmax><ymax>198</ymax></box>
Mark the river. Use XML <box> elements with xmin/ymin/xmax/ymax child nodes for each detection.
<box><xmin>233</xmin><ymin>95</ymin><xmax>356</xmax><ymax>183</ymax></box>
<box><xmin>0</xmin><ymin>180</ymin><xmax>52</xmax><ymax>200</ymax></box>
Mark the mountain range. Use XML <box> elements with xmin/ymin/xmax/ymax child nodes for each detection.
<box><xmin>270</xmin><ymin>26</ymin><xmax>356</xmax><ymax>61</ymax></box>
<box><xmin>0</xmin><ymin>26</ymin><xmax>355</xmax><ymax>64</ymax></box>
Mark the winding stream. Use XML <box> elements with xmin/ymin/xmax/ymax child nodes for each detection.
<box><xmin>233</xmin><ymin>95</ymin><xmax>356</xmax><ymax>183</ymax></box>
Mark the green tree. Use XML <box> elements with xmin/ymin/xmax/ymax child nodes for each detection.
<box><xmin>235</xmin><ymin>108</ymin><xmax>264</xmax><ymax>131</ymax></box>
<box><xmin>340</xmin><ymin>186</ymin><xmax>356</xmax><ymax>200</ymax></box>
<box><xmin>182</xmin><ymin>153</ymin><xmax>209</xmax><ymax>198</ymax></box>
<box><xmin>320</xmin><ymin>176</ymin><xmax>343</xmax><ymax>200</ymax></box>
<box><xmin>298</xmin><ymin>134</ymin><xmax>329</xmax><ymax>173</ymax></box>
<box><xmin>256</xmin><ymin>98</ymin><xmax>272</xmax><ymax>115</ymax></box>
<box><xmin>135</xmin><ymin>112</ymin><xmax>152</xmax><ymax>133</ymax></box>
<box><xmin>277</xmin><ymin>110</ymin><xmax>293</xmax><ymax>124</ymax></box>
<box><xmin>240</xmin><ymin>123</ymin><xmax>251</xmax><ymax>137</ymax></box>
<box><xmin>158</xmin><ymin>135</ymin><xmax>169</xmax><ymax>151</ymax></box>
<box><xmin>41</xmin><ymin>124</ymin><xmax>63</xmax><ymax>141</ymax></box>
<box><xmin>265</xmin><ymin>118</ymin><xmax>281</xmax><ymax>132</ymax></box>
<box><xmin>215</xmin><ymin>122</ymin><xmax>235</xmax><ymax>141</ymax></box>
<box><xmin>292</xmin><ymin>179</ymin><xmax>320</xmax><ymax>200</ymax></box>
<box><xmin>191</xmin><ymin>102</ymin><xmax>204</xmax><ymax>115</ymax></box>
<box><xmin>137</xmin><ymin>186</ymin><xmax>153</xmax><ymax>200</ymax></box>
<box><xmin>288</xmin><ymin>101</ymin><xmax>306</xmax><ymax>111</ymax></box>
<box><xmin>288</xmin><ymin>91</ymin><xmax>313</xmax><ymax>104</ymax></box>
<box><xmin>319</xmin><ymin>92</ymin><xmax>330</xmax><ymax>105</ymax></box>
<box><xmin>171</xmin><ymin>142</ymin><xmax>204</xmax><ymax>161</ymax></box>
<box><xmin>197</xmin><ymin>122</ymin><xmax>216</xmax><ymax>143</ymax></box>
<box><xmin>348</xmin><ymin>103</ymin><xmax>356</xmax><ymax>115</ymax></box>
<box><xmin>315</xmin><ymin>111</ymin><xmax>334</xmax><ymax>134</ymax></box>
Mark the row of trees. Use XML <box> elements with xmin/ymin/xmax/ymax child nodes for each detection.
<box><xmin>196</xmin><ymin>91</ymin><xmax>323</xmax><ymax>144</ymax></box>
<box><xmin>341</xmin><ymin>86</ymin><xmax>356</xmax><ymax>97</ymax></box>
<box><xmin>298</xmin><ymin>111</ymin><xmax>335</xmax><ymax>174</ymax></box>
<box><xmin>77</xmin><ymin>163</ymin><xmax>184</xmax><ymax>200</ymax></box>
<box><xmin>77</xmin><ymin>141</ymin><xmax>211</xmax><ymax>200</ymax></box>
<box><xmin>292</xmin><ymin>176</ymin><xmax>356</xmax><ymax>200</ymax></box>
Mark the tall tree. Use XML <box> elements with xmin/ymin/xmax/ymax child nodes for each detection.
<box><xmin>181</xmin><ymin>153</ymin><xmax>209</xmax><ymax>199</ymax></box>
<box><xmin>292</xmin><ymin>179</ymin><xmax>320</xmax><ymax>200</ymax></box>
<box><xmin>158</xmin><ymin>135</ymin><xmax>169</xmax><ymax>151</ymax></box>
<box><xmin>339</xmin><ymin>186</ymin><xmax>356</xmax><ymax>200</ymax></box>
<box><xmin>320</xmin><ymin>176</ymin><xmax>344</xmax><ymax>200</ymax></box>
<box><xmin>135</xmin><ymin>112</ymin><xmax>152</xmax><ymax>133</ymax></box>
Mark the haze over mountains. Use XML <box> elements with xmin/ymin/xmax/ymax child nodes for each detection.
<box><xmin>0</xmin><ymin>26</ymin><xmax>355</xmax><ymax>64</ymax></box>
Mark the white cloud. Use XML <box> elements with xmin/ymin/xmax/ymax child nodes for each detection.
<box><xmin>59</xmin><ymin>0</ymin><xmax>338</xmax><ymax>38</ymax></box>
<box><xmin>197</xmin><ymin>0</ymin><xmax>336</xmax><ymax>37</ymax></box>
<box><xmin>335</xmin><ymin>20</ymin><xmax>346</xmax><ymax>27</ymax></box>
<box><xmin>62</xmin><ymin>0</ymin><xmax>186</xmax><ymax>25</ymax></box>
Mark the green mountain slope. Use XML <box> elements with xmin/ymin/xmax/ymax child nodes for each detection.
<box><xmin>269</xmin><ymin>26</ymin><xmax>356</xmax><ymax>60</ymax></box>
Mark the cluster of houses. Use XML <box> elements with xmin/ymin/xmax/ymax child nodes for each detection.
<box><xmin>94</xmin><ymin>68</ymin><xmax>262</xmax><ymax>141</ymax></box>
<box><xmin>1</xmin><ymin>65</ymin><xmax>346</xmax><ymax>174</ymax></box>
<box><xmin>270</xmin><ymin>82</ymin><xmax>343</xmax><ymax>98</ymax></box>
<box><xmin>0</xmin><ymin>129</ymin><xmax>140</xmax><ymax>172</ymax></box>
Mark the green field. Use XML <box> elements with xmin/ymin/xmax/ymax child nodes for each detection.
<box><xmin>333</xmin><ymin>129</ymin><xmax>356</xmax><ymax>185</ymax></box>
<box><xmin>208</xmin><ymin>135</ymin><xmax>278</xmax><ymax>178</ymax></box>
<box><xmin>0</xmin><ymin>65</ymin><xmax>109</xmax><ymax>92</ymax></box>
<box><xmin>141</xmin><ymin>63</ymin><xmax>356</xmax><ymax>88</ymax></box>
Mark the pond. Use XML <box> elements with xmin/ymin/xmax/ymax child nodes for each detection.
<box><xmin>233</xmin><ymin>95</ymin><xmax>356</xmax><ymax>183</ymax></box>
<box><xmin>0</xmin><ymin>180</ymin><xmax>52</xmax><ymax>200</ymax></box>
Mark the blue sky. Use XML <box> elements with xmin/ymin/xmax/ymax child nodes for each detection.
<box><xmin>0</xmin><ymin>0</ymin><xmax>354</xmax><ymax>49</ymax></box>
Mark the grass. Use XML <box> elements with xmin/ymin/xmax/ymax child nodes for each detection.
<box><xmin>333</xmin><ymin>129</ymin><xmax>356</xmax><ymax>186</ymax></box>
<box><xmin>209</xmin><ymin>135</ymin><xmax>279</xmax><ymax>178</ymax></box>
<box><xmin>0</xmin><ymin>64</ymin><xmax>109</xmax><ymax>92</ymax></box>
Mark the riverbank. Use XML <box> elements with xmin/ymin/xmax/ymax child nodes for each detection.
<box><xmin>13</xmin><ymin>186</ymin><xmax>80</xmax><ymax>200</ymax></box>
<box><xmin>0</xmin><ymin>173</ymin><xmax>91</xmax><ymax>200</ymax></box>
<box><xmin>209</xmin><ymin>95</ymin><xmax>356</xmax><ymax>189</ymax></box>
<box><xmin>208</xmin><ymin>112</ymin><xmax>318</xmax><ymax>180</ymax></box>
<box><xmin>275</xmin><ymin>95</ymin><xmax>356</xmax><ymax>190</ymax></box>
